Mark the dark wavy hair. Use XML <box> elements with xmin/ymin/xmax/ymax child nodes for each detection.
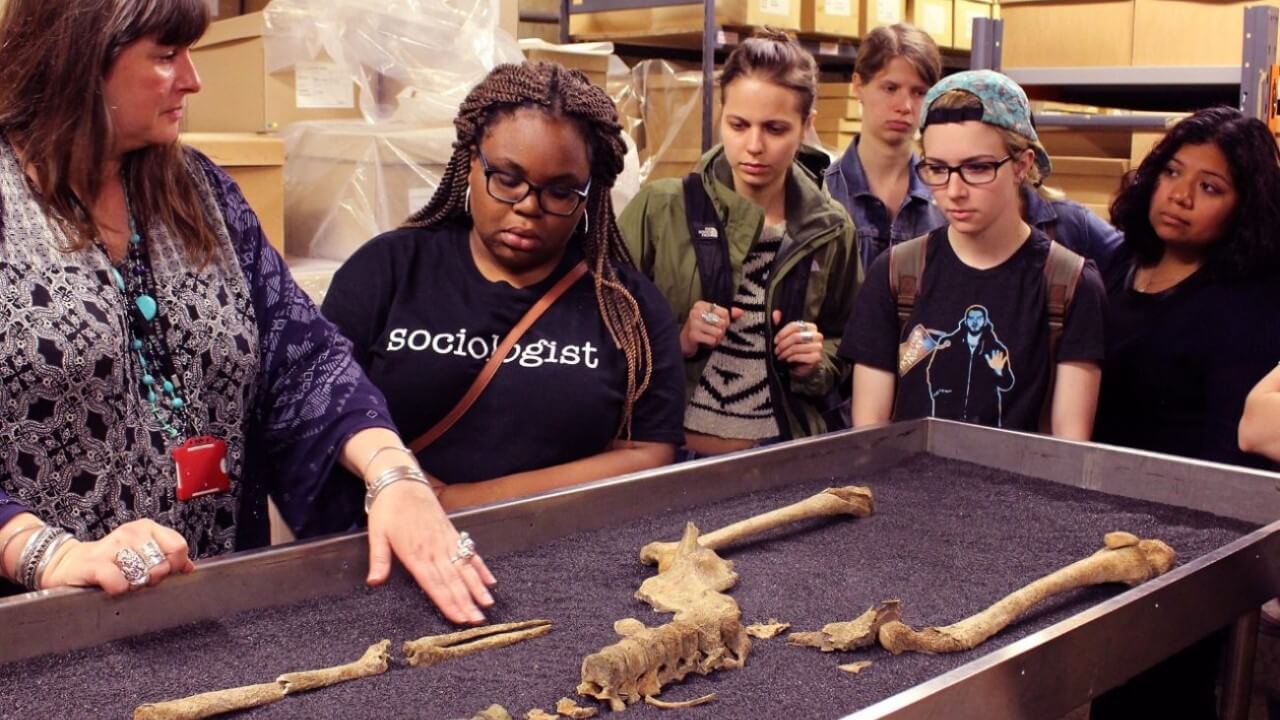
<box><xmin>1109</xmin><ymin>106</ymin><xmax>1280</xmax><ymax>280</ymax></box>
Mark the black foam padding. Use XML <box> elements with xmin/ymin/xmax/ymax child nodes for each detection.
<box><xmin>0</xmin><ymin>454</ymin><xmax>1254</xmax><ymax>719</ymax></box>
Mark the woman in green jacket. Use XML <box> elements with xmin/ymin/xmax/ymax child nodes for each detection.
<box><xmin>618</xmin><ymin>28</ymin><xmax>861</xmax><ymax>455</ymax></box>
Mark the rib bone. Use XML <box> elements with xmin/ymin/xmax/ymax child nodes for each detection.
<box><xmin>403</xmin><ymin>619</ymin><xmax>553</xmax><ymax>668</ymax></box>
<box><xmin>879</xmin><ymin>532</ymin><xmax>1177</xmax><ymax>655</ymax></box>
<box><xmin>640</xmin><ymin>487</ymin><xmax>874</xmax><ymax>571</ymax></box>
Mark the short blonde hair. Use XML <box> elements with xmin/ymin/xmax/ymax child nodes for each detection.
<box><xmin>925</xmin><ymin>89</ymin><xmax>1047</xmax><ymax>189</ymax></box>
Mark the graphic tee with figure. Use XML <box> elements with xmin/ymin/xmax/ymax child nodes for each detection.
<box><xmin>839</xmin><ymin>227</ymin><xmax>1106</xmax><ymax>432</ymax></box>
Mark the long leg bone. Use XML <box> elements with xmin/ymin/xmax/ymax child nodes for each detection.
<box><xmin>404</xmin><ymin>619</ymin><xmax>553</xmax><ymax>668</ymax></box>
<box><xmin>640</xmin><ymin>486</ymin><xmax>874</xmax><ymax>571</ymax></box>
<box><xmin>133</xmin><ymin>683</ymin><xmax>286</xmax><ymax>720</ymax></box>
<box><xmin>879</xmin><ymin>532</ymin><xmax>1177</xmax><ymax>655</ymax></box>
<box><xmin>789</xmin><ymin>601</ymin><xmax>901</xmax><ymax>652</ymax></box>
<box><xmin>134</xmin><ymin>640</ymin><xmax>391</xmax><ymax>719</ymax></box>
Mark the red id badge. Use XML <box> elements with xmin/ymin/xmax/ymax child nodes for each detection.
<box><xmin>173</xmin><ymin>436</ymin><xmax>231</xmax><ymax>501</ymax></box>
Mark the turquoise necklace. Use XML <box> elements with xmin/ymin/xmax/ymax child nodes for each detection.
<box><xmin>100</xmin><ymin>194</ymin><xmax>194</xmax><ymax>441</ymax></box>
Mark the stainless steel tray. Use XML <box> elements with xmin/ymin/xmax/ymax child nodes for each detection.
<box><xmin>3</xmin><ymin>419</ymin><xmax>1278</xmax><ymax>720</ymax></box>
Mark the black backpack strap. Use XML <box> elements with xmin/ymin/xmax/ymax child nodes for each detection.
<box><xmin>681</xmin><ymin>173</ymin><xmax>734</xmax><ymax>309</ymax></box>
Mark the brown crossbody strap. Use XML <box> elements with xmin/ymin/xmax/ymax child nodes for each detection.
<box><xmin>408</xmin><ymin>260</ymin><xmax>589</xmax><ymax>453</ymax></box>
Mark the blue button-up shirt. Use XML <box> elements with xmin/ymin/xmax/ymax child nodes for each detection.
<box><xmin>825</xmin><ymin>137</ymin><xmax>944</xmax><ymax>273</ymax></box>
<box><xmin>1021</xmin><ymin>186</ymin><xmax>1128</xmax><ymax>282</ymax></box>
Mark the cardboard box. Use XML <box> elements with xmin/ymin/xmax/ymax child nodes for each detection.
<box><xmin>1130</xmin><ymin>130</ymin><xmax>1164</xmax><ymax>166</ymax></box>
<box><xmin>639</xmin><ymin>71</ymin><xmax>722</xmax><ymax>155</ymax></box>
<box><xmin>1038</xmin><ymin>127</ymin><xmax>1135</xmax><ymax>159</ymax></box>
<box><xmin>1049</xmin><ymin>156</ymin><xmax>1129</xmax><ymax>205</ymax></box>
<box><xmin>818</xmin><ymin>81</ymin><xmax>856</xmax><ymax>98</ymax></box>
<box><xmin>952</xmin><ymin>0</ymin><xmax>992</xmax><ymax>50</ymax></box>
<box><xmin>205</xmin><ymin>0</ymin><xmax>242</xmax><ymax>18</ymax></box>
<box><xmin>571</xmin><ymin>0</ymin><xmax>801</xmax><ymax>38</ymax></box>
<box><xmin>645</xmin><ymin>148</ymin><xmax>704</xmax><ymax>182</ymax></box>
<box><xmin>1000</xmin><ymin>0</ymin><xmax>1134</xmax><ymax>67</ymax></box>
<box><xmin>187</xmin><ymin>12</ymin><xmax>364</xmax><ymax>133</ymax></box>
<box><xmin>909</xmin><ymin>0</ymin><xmax>954</xmax><ymax>47</ymax></box>
<box><xmin>283</xmin><ymin>123</ymin><xmax>454</xmax><ymax>261</ymax></box>
<box><xmin>802</xmin><ymin>0</ymin><xmax>862</xmax><ymax>37</ymax></box>
<box><xmin>816</xmin><ymin>97</ymin><xmax>862</xmax><ymax>120</ymax></box>
<box><xmin>522</xmin><ymin>42</ymin><xmax>611</xmax><ymax>89</ymax></box>
<box><xmin>863</xmin><ymin>0</ymin><xmax>907</xmax><ymax>33</ymax></box>
<box><xmin>181</xmin><ymin>133</ymin><xmax>286</xmax><ymax>255</ymax></box>
<box><xmin>1083</xmin><ymin>203</ymin><xmax>1110</xmax><ymax>220</ymax></box>
<box><xmin>1132</xmin><ymin>0</ymin><xmax>1280</xmax><ymax>66</ymax></box>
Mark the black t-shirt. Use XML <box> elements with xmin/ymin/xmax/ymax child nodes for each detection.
<box><xmin>1094</xmin><ymin>266</ymin><xmax>1280</xmax><ymax>468</ymax></box>
<box><xmin>838</xmin><ymin>227</ymin><xmax>1107</xmax><ymax>431</ymax></box>
<box><xmin>322</xmin><ymin>222</ymin><xmax>687</xmax><ymax>484</ymax></box>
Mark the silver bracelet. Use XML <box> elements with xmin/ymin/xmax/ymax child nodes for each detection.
<box><xmin>361</xmin><ymin>446</ymin><xmax>417</xmax><ymax>479</ymax></box>
<box><xmin>18</xmin><ymin>526</ymin><xmax>64</xmax><ymax>591</ymax></box>
<box><xmin>0</xmin><ymin>523</ymin><xmax>43</xmax><ymax>580</ymax></box>
<box><xmin>33</xmin><ymin>531</ymin><xmax>73</xmax><ymax>591</ymax></box>
<box><xmin>364</xmin><ymin>465</ymin><xmax>430</xmax><ymax>513</ymax></box>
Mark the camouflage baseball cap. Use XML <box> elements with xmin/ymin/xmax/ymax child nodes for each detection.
<box><xmin>921</xmin><ymin>69</ymin><xmax>1052</xmax><ymax>179</ymax></box>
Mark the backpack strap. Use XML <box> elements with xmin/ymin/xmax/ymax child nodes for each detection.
<box><xmin>1039</xmin><ymin>239</ymin><xmax>1086</xmax><ymax>432</ymax></box>
<box><xmin>681</xmin><ymin>173</ymin><xmax>734</xmax><ymax>310</ymax></box>
<box><xmin>888</xmin><ymin>233</ymin><xmax>930</xmax><ymax>333</ymax></box>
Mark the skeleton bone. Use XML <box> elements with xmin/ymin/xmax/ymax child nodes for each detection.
<box><xmin>745</xmin><ymin>619</ymin><xmax>790</xmax><ymax>639</ymax></box>
<box><xmin>277</xmin><ymin>639</ymin><xmax>391</xmax><ymax>693</ymax></box>
<box><xmin>789</xmin><ymin>601</ymin><xmax>901</xmax><ymax>652</ymax></box>
<box><xmin>525</xmin><ymin>710</ymin><xmax>558</xmax><ymax>720</ymax></box>
<box><xmin>471</xmin><ymin>705</ymin><xmax>514</xmax><ymax>720</ymax></box>
<box><xmin>879</xmin><ymin>532</ymin><xmax>1177</xmax><ymax>655</ymax></box>
<box><xmin>403</xmin><ymin>619</ymin><xmax>552</xmax><ymax>668</ymax></box>
<box><xmin>640</xmin><ymin>486</ymin><xmax>874</xmax><ymax>571</ymax></box>
<box><xmin>134</xmin><ymin>640</ymin><xmax>391</xmax><ymax>719</ymax></box>
<box><xmin>579</xmin><ymin>526</ymin><xmax>750</xmax><ymax>711</ymax></box>
<box><xmin>555</xmin><ymin>697</ymin><xmax>599</xmax><ymax>718</ymax></box>
<box><xmin>838</xmin><ymin>661</ymin><xmax>873</xmax><ymax>675</ymax></box>
<box><xmin>133</xmin><ymin>683</ymin><xmax>286</xmax><ymax>720</ymax></box>
<box><xmin>644</xmin><ymin>693</ymin><xmax>716</xmax><ymax>709</ymax></box>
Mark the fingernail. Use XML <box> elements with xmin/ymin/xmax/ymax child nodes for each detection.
<box><xmin>470</xmin><ymin>610</ymin><xmax>486</xmax><ymax>622</ymax></box>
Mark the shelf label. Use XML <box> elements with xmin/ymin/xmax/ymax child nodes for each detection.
<box><xmin>876</xmin><ymin>0</ymin><xmax>902</xmax><ymax>23</ymax></box>
<box><xmin>760</xmin><ymin>0</ymin><xmax>790</xmax><ymax>16</ymax></box>
<box><xmin>295</xmin><ymin>62</ymin><xmax>355</xmax><ymax>109</ymax></box>
<box><xmin>824</xmin><ymin>0</ymin><xmax>853</xmax><ymax>16</ymax></box>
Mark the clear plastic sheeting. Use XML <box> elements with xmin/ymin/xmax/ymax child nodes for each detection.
<box><xmin>613</xmin><ymin>60</ymin><xmax>715</xmax><ymax>185</ymax></box>
<box><xmin>261</xmin><ymin>0</ymin><xmax>524</xmax><ymax>125</ymax></box>
<box><xmin>283</xmin><ymin>121</ymin><xmax>456</xmax><ymax>261</ymax></box>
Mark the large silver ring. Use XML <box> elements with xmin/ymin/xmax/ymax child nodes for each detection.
<box><xmin>114</xmin><ymin>547</ymin><xmax>150</xmax><ymax>588</ymax></box>
<box><xmin>799</xmin><ymin>331</ymin><xmax>815</xmax><ymax>344</ymax></box>
<box><xmin>450</xmin><ymin>532</ymin><xmax>477</xmax><ymax>564</ymax></box>
<box><xmin>700</xmin><ymin>311</ymin><xmax>721</xmax><ymax>326</ymax></box>
<box><xmin>139</xmin><ymin>540</ymin><xmax>166</xmax><ymax>569</ymax></box>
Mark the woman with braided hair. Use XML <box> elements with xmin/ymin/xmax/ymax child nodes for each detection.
<box><xmin>323</xmin><ymin>62</ymin><xmax>686</xmax><ymax>509</ymax></box>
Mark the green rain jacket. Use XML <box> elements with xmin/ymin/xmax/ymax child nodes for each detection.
<box><xmin>617</xmin><ymin>144</ymin><xmax>862</xmax><ymax>439</ymax></box>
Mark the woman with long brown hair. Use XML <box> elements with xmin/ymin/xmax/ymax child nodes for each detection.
<box><xmin>0</xmin><ymin>0</ymin><xmax>495</xmax><ymax>625</ymax></box>
<box><xmin>321</xmin><ymin>62</ymin><xmax>686</xmax><ymax>507</ymax></box>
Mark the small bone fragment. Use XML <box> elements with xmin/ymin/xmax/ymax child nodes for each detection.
<box><xmin>641</xmin><ymin>486</ymin><xmax>874</xmax><ymax>571</ymax></box>
<box><xmin>133</xmin><ymin>683</ymin><xmax>286</xmax><ymax>720</ymax></box>
<box><xmin>838</xmin><ymin>661</ymin><xmax>873</xmax><ymax>675</ymax></box>
<box><xmin>790</xmin><ymin>601</ymin><xmax>901</xmax><ymax>652</ymax></box>
<box><xmin>879</xmin><ymin>533</ymin><xmax>1177</xmax><ymax>655</ymax></box>
<box><xmin>644</xmin><ymin>694</ymin><xmax>717</xmax><ymax>709</ymax></box>
<box><xmin>636</xmin><ymin>523</ymin><xmax>739</xmax><ymax>614</ymax></box>
<box><xmin>404</xmin><ymin>619</ymin><xmax>553</xmax><ymax>667</ymax></box>
<box><xmin>555</xmin><ymin>698</ymin><xmax>599</xmax><ymax>718</ymax></box>
<box><xmin>277</xmin><ymin>640</ymin><xmax>391</xmax><ymax>693</ymax></box>
<box><xmin>525</xmin><ymin>710</ymin><xmax>558</xmax><ymax>720</ymax></box>
<box><xmin>745</xmin><ymin>619</ymin><xmax>791</xmax><ymax>639</ymax></box>
<box><xmin>473</xmin><ymin>706</ymin><xmax>514</xmax><ymax>720</ymax></box>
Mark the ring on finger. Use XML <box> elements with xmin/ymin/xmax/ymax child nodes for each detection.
<box><xmin>139</xmin><ymin>540</ymin><xmax>166</xmax><ymax>569</ymax></box>
<box><xmin>450</xmin><ymin>531</ymin><xmax>478</xmax><ymax>564</ymax></box>
<box><xmin>799</xmin><ymin>331</ymin><xmax>815</xmax><ymax>343</ymax></box>
<box><xmin>700</xmin><ymin>311</ymin><xmax>721</xmax><ymax>326</ymax></box>
<box><xmin>114</xmin><ymin>547</ymin><xmax>150</xmax><ymax>588</ymax></box>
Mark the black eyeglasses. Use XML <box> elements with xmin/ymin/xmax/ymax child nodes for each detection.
<box><xmin>476</xmin><ymin>149</ymin><xmax>591</xmax><ymax>217</ymax></box>
<box><xmin>915</xmin><ymin>155</ymin><xmax>1014</xmax><ymax>187</ymax></box>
